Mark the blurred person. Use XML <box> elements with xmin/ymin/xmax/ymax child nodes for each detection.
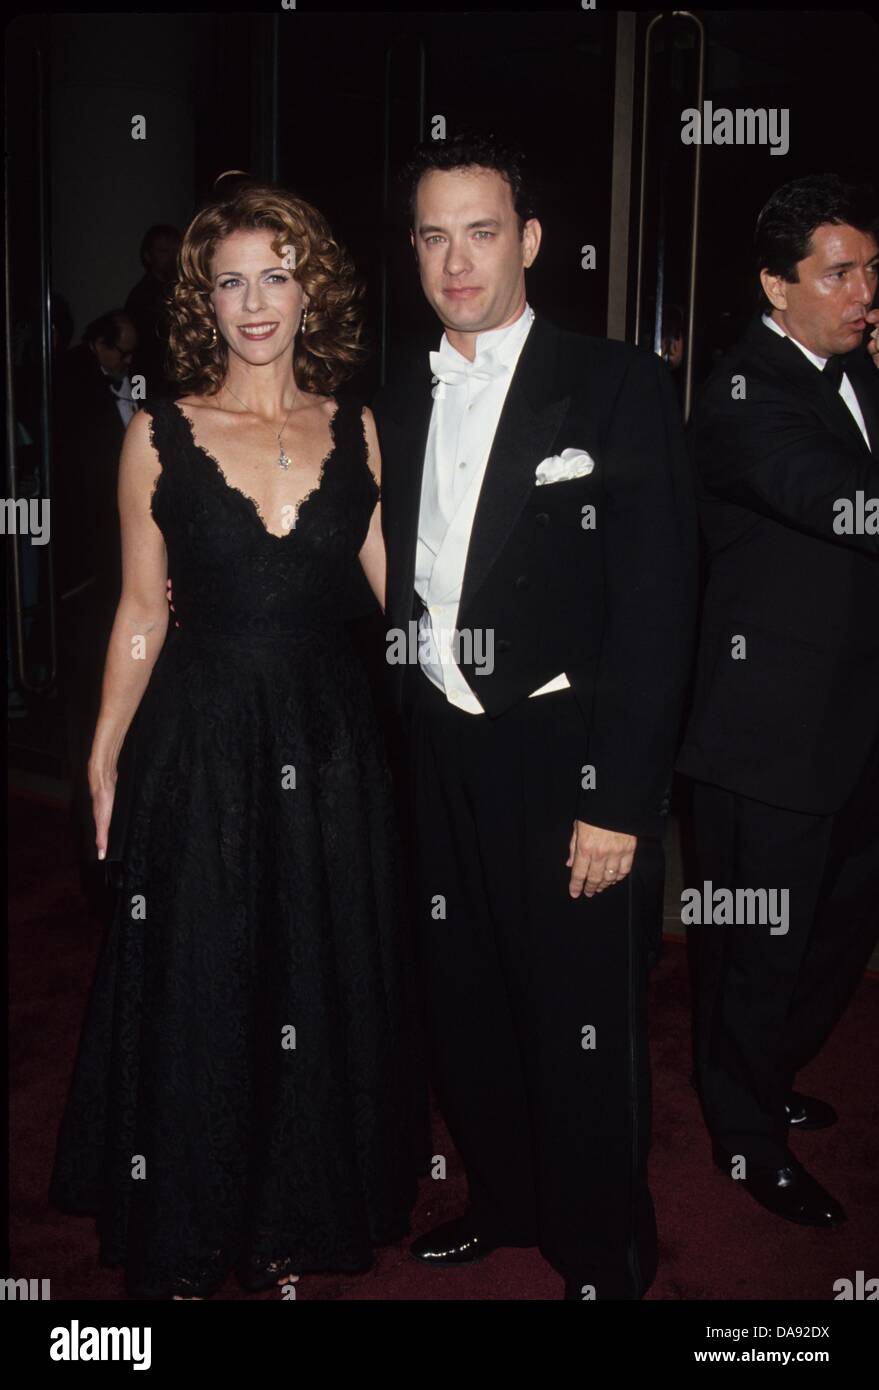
<box><xmin>53</xmin><ymin>310</ymin><xmax>139</xmax><ymax>908</ymax></box>
<box><xmin>125</xmin><ymin>223</ymin><xmax>180</xmax><ymax>397</ymax></box>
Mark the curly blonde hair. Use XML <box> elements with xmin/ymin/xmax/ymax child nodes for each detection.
<box><xmin>166</xmin><ymin>180</ymin><xmax>368</xmax><ymax>397</ymax></box>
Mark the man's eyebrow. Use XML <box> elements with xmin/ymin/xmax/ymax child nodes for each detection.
<box><xmin>213</xmin><ymin>266</ymin><xmax>287</xmax><ymax>280</ymax></box>
<box><xmin>822</xmin><ymin>258</ymin><xmax>879</xmax><ymax>272</ymax></box>
<box><xmin>417</xmin><ymin>218</ymin><xmax>502</xmax><ymax>235</ymax></box>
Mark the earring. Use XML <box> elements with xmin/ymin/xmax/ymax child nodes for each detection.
<box><xmin>300</xmin><ymin>306</ymin><xmax>309</xmax><ymax>335</ymax></box>
<box><xmin>207</xmin><ymin>325</ymin><xmax>218</xmax><ymax>348</ymax></box>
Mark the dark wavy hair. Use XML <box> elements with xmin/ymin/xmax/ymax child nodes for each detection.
<box><xmin>139</xmin><ymin>223</ymin><xmax>180</xmax><ymax>268</ymax></box>
<box><xmin>754</xmin><ymin>174</ymin><xmax>878</xmax><ymax>309</ymax></box>
<box><xmin>83</xmin><ymin>309</ymin><xmax>133</xmax><ymax>349</ymax></box>
<box><xmin>166</xmin><ymin>178</ymin><xmax>368</xmax><ymax>397</ymax></box>
<box><xmin>399</xmin><ymin>128</ymin><xmax>537</xmax><ymax>235</ymax></box>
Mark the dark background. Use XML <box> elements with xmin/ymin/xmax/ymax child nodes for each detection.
<box><xmin>6</xmin><ymin>5</ymin><xmax>877</xmax><ymax>752</ymax></box>
<box><xmin>8</xmin><ymin>7</ymin><xmax>875</xmax><ymax>399</ymax></box>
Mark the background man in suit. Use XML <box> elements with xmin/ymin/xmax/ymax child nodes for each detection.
<box><xmin>54</xmin><ymin>309</ymin><xmax>139</xmax><ymax>908</ymax></box>
<box><xmin>125</xmin><ymin>223</ymin><xmax>180</xmax><ymax>398</ymax></box>
<box><xmin>372</xmin><ymin>131</ymin><xmax>698</xmax><ymax>1299</ymax></box>
<box><xmin>677</xmin><ymin>175</ymin><xmax>879</xmax><ymax>1228</ymax></box>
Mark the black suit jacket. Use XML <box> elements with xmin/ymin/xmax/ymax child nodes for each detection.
<box><xmin>372</xmin><ymin>313</ymin><xmax>699</xmax><ymax>840</ymax></box>
<box><xmin>53</xmin><ymin>342</ymin><xmax>127</xmax><ymax>602</ymax></box>
<box><xmin>676</xmin><ymin>314</ymin><xmax>879</xmax><ymax>814</ymax></box>
<box><xmin>125</xmin><ymin>273</ymin><xmax>176</xmax><ymax>398</ymax></box>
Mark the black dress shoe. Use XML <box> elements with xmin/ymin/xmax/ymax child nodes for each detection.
<box><xmin>409</xmin><ymin>1215</ymin><xmax>499</xmax><ymax>1265</ymax></box>
<box><xmin>712</xmin><ymin>1144</ymin><xmax>845</xmax><ymax>1228</ymax></box>
<box><xmin>786</xmin><ymin>1091</ymin><xmax>838</xmax><ymax>1130</ymax></box>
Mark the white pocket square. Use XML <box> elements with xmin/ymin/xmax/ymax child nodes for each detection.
<box><xmin>534</xmin><ymin>449</ymin><xmax>596</xmax><ymax>486</ymax></box>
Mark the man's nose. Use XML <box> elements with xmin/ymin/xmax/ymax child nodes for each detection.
<box><xmin>851</xmin><ymin>270</ymin><xmax>874</xmax><ymax>304</ymax></box>
<box><xmin>444</xmin><ymin>241</ymin><xmax>472</xmax><ymax>275</ymax></box>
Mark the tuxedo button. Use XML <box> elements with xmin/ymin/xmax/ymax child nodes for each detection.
<box><xmin>535</xmin><ymin>512</ymin><xmax>549</xmax><ymax>527</ymax></box>
<box><xmin>496</xmin><ymin>639</ymin><xmax>511</xmax><ymax>653</ymax></box>
<box><xmin>515</xmin><ymin>574</ymin><xmax>529</xmax><ymax>591</ymax></box>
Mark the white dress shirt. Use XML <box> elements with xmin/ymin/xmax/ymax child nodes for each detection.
<box><xmin>415</xmin><ymin>303</ymin><xmax>570</xmax><ymax>713</ymax></box>
<box><xmin>100</xmin><ymin>367</ymin><xmax>138</xmax><ymax>428</ymax></box>
<box><xmin>761</xmin><ymin>313</ymin><xmax>870</xmax><ymax>449</ymax></box>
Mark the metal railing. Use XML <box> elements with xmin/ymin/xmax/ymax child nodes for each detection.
<box><xmin>380</xmin><ymin>35</ymin><xmax>426</xmax><ymax>387</ymax></box>
<box><xmin>6</xmin><ymin>35</ymin><xmax>58</xmax><ymax>695</ymax></box>
<box><xmin>634</xmin><ymin>9</ymin><xmax>705</xmax><ymax>420</ymax></box>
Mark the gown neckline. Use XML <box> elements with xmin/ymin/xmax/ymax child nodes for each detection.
<box><xmin>169</xmin><ymin>396</ymin><xmax>342</xmax><ymax>541</ymax></box>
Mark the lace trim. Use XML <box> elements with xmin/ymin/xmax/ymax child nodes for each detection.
<box><xmin>169</xmin><ymin>397</ymin><xmax>344</xmax><ymax>540</ymax></box>
<box><xmin>144</xmin><ymin>401</ymin><xmax>164</xmax><ymax>516</ymax></box>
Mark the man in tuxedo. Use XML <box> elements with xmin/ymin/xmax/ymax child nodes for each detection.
<box><xmin>125</xmin><ymin>223</ymin><xmax>180</xmax><ymax>398</ymax></box>
<box><xmin>54</xmin><ymin>310</ymin><xmax>140</xmax><ymax>599</ymax></box>
<box><xmin>677</xmin><ymin>175</ymin><xmax>879</xmax><ymax>1228</ymax></box>
<box><xmin>372</xmin><ymin>132</ymin><xmax>698</xmax><ymax>1299</ymax></box>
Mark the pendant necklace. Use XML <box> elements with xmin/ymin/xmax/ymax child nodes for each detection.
<box><xmin>223</xmin><ymin>384</ymin><xmax>297</xmax><ymax>470</ymax></box>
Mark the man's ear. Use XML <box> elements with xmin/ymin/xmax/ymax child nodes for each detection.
<box><xmin>522</xmin><ymin>217</ymin><xmax>542</xmax><ymax>270</ymax></box>
<box><xmin>759</xmin><ymin>268</ymin><xmax>788</xmax><ymax>312</ymax></box>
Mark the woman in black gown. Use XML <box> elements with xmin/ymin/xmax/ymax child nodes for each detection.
<box><xmin>49</xmin><ymin>181</ymin><xmax>428</xmax><ymax>1299</ymax></box>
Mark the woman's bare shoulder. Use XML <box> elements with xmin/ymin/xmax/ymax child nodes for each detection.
<box><xmin>310</xmin><ymin>392</ymin><xmax>336</xmax><ymax>418</ymax></box>
<box><xmin>173</xmin><ymin>392</ymin><xmax>221</xmax><ymax>412</ymax></box>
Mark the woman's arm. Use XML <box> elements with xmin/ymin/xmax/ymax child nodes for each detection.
<box><xmin>88</xmin><ymin>408</ymin><xmax>169</xmax><ymax>856</ymax></box>
<box><xmin>357</xmin><ymin>405</ymin><xmax>386</xmax><ymax>614</ymax></box>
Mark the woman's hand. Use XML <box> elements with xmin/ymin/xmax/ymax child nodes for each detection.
<box><xmin>166</xmin><ymin>577</ymin><xmax>179</xmax><ymax>626</ymax></box>
<box><xmin>89</xmin><ymin>765</ymin><xmax>118</xmax><ymax>862</ymax></box>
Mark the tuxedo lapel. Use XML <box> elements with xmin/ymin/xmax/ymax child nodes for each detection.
<box><xmin>384</xmin><ymin>313</ymin><xmax>570</xmax><ymax>633</ymax></box>
<box><xmin>458</xmin><ymin>320</ymin><xmax>569</xmax><ymax>622</ymax></box>
<box><xmin>753</xmin><ymin>317</ymin><xmax>871</xmax><ymax>454</ymax></box>
<box><xmin>842</xmin><ymin>350</ymin><xmax>879</xmax><ymax>456</ymax></box>
<box><xmin>815</xmin><ymin>368</ymin><xmax>871</xmax><ymax>453</ymax></box>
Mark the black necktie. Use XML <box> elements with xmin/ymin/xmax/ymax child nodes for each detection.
<box><xmin>822</xmin><ymin>355</ymin><xmax>844</xmax><ymax>390</ymax></box>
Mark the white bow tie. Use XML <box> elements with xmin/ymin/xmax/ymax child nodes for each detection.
<box><xmin>429</xmin><ymin>343</ymin><xmax>509</xmax><ymax>396</ymax></box>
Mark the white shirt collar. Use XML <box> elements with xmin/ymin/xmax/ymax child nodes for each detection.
<box><xmin>761</xmin><ymin>312</ymin><xmax>828</xmax><ymax>370</ymax></box>
<box><xmin>99</xmin><ymin>365</ymin><xmax>130</xmax><ymax>394</ymax></box>
<box><xmin>436</xmin><ymin>302</ymin><xmax>535</xmax><ymax>370</ymax></box>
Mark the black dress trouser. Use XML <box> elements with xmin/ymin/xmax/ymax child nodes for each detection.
<box><xmin>687</xmin><ymin>732</ymin><xmax>879</xmax><ymax>1172</ymax></box>
<box><xmin>402</xmin><ymin>660</ymin><xmax>661</xmax><ymax>1297</ymax></box>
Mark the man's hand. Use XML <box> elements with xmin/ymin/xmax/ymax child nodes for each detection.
<box><xmin>566</xmin><ymin>820</ymin><xmax>637</xmax><ymax>899</ymax></box>
<box><xmin>867</xmin><ymin>308</ymin><xmax>879</xmax><ymax>368</ymax></box>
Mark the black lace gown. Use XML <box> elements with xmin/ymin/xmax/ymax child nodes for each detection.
<box><xmin>49</xmin><ymin>394</ymin><xmax>428</xmax><ymax>1299</ymax></box>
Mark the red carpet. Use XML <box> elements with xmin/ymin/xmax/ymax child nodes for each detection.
<box><xmin>10</xmin><ymin>788</ymin><xmax>879</xmax><ymax>1300</ymax></box>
